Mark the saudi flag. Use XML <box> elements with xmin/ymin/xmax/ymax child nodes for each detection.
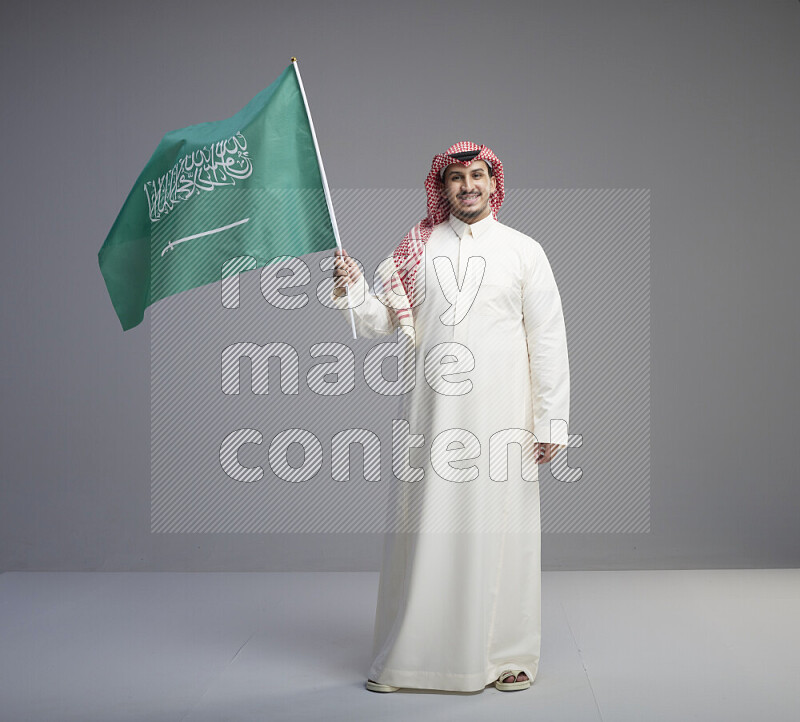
<box><xmin>98</xmin><ymin>63</ymin><xmax>337</xmax><ymax>331</ymax></box>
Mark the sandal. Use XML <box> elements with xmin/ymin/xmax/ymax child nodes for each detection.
<box><xmin>366</xmin><ymin>679</ymin><xmax>399</xmax><ymax>693</ymax></box>
<box><xmin>495</xmin><ymin>669</ymin><xmax>531</xmax><ymax>691</ymax></box>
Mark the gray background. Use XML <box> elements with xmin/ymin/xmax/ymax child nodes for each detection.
<box><xmin>1</xmin><ymin>0</ymin><xmax>797</xmax><ymax>570</ymax></box>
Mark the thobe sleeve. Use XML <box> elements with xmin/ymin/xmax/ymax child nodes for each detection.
<box><xmin>522</xmin><ymin>242</ymin><xmax>570</xmax><ymax>447</ymax></box>
<box><xmin>329</xmin><ymin>263</ymin><xmax>401</xmax><ymax>338</ymax></box>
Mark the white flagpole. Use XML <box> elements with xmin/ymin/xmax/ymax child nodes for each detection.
<box><xmin>291</xmin><ymin>57</ymin><xmax>357</xmax><ymax>340</ymax></box>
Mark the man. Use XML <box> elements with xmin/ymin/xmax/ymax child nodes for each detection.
<box><xmin>330</xmin><ymin>142</ymin><xmax>570</xmax><ymax>693</ymax></box>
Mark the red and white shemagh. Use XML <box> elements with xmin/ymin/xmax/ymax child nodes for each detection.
<box><xmin>374</xmin><ymin>142</ymin><xmax>505</xmax><ymax>335</ymax></box>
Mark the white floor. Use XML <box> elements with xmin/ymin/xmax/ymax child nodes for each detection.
<box><xmin>0</xmin><ymin>569</ymin><xmax>797</xmax><ymax>721</ymax></box>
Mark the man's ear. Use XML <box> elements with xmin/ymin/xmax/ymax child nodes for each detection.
<box><xmin>489</xmin><ymin>175</ymin><xmax>497</xmax><ymax>194</ymax></box>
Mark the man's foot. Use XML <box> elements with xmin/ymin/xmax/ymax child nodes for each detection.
<box><xmin>495</xmin><ymin>669</ymin><xmax>531</xmax><ymax>691</ymax></box>
<box><xmin>366</xmin><ymin>679</ymin><xmax>399</xmax><ymax>693</ymax></box>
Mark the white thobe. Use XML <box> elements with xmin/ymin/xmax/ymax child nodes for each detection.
<box><xmin>331</xmin><ymin>213</ymin><xmax>570</xmax><ymax>691</ymax></box>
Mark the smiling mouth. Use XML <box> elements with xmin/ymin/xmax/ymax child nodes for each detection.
<box><xmin>458</xmin><ymin>193</ymin><xmax>480</xmax><ymax>204</ymax></box>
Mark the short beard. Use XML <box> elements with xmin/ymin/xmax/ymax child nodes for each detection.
<box><xmin>450</xmin><ymin>195</ymin><xmax>490</xmax><ymax>222</ymax></box>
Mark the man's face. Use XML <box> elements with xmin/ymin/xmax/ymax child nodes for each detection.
<box><xmin>441</xmin><ymin>160</ymin><xmax>497</xmax><ymax>224</ymax></box>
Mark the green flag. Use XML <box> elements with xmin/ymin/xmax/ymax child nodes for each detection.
<box><xmin>98</xmin><ymin>63</ymin><xmax>337</xmax><ymax>331</ymax></box>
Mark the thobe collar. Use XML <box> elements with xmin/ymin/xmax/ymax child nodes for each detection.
<box><xmin>448</xmin><ymin>212</ymin><xmax>496</xmax><ymax>240</ymax></box>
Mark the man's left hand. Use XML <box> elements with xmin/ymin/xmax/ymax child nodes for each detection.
<box><xmin>534</xmin><ymin>443</ymin><xmax>563</xmax><ymax>464</ymax></box>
